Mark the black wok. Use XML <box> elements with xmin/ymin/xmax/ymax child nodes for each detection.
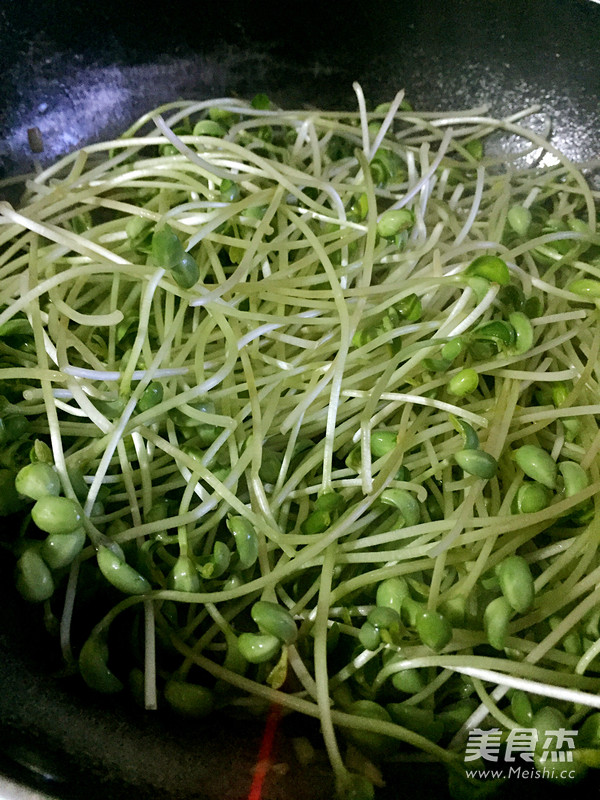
<box><xmin>0</xmin><ymin>2</ymin><xmax>599</xmax><ymax>798</ymax></box>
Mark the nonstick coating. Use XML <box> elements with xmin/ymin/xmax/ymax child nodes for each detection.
<box><xmin>0</xmin><ymin>1</ymin><xmax>599</xmax><ymax>798</ymax></box>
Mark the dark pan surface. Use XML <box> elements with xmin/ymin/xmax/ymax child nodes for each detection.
<box><xmin>0</xmin><ymin>2</ymin><xmax>599</xmax><ymax>798</ymax></box>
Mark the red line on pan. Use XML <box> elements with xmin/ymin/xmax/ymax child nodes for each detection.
<box><xmin>247</xmin><ymin>704</ymin><xmax>282</xmax><ymax>800</ymax></box>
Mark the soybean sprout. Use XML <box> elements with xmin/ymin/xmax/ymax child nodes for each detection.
<box><xmin>1</xmin><ymin>88</ymin><xmax>600</xmax><ymax>798</ymax></box>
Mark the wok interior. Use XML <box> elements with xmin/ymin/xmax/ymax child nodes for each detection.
<box><xmin>0</xmin><ymin>1</ymin><xmax>599</xmax><ymax>798</ymax></box>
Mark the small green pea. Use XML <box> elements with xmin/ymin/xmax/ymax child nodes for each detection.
<box><xmin>395</xmin><ymin>465</ymin><xmax>411</xmax><ymax>482</ymax></box>
<box><xmin>31</xmin><ymin>495</ymin><xmax>82</xmax><ymax>534</ymax></box>
<box><xmin>168</xmin><ymin>555</ymin><xmax>200</xmax><ymax>592</ymax></box>
<box><xmin>29</xmin><ymin>439</ymin><xmax>54</xmax><ymax>465</ymax></box>
<box><xmin>423</xmin><ymin>357</ymin><xmax>451</xmax><ymax>373</ymax></box>
<box><xmin>376</xmin><ymin>577</ymin><xmax>409</xmax><ymax>615</ymax></box>
<box><xmin>425</xmin><ymin>493</ymin><xmax>444</xmax><ymax>522</ymax></box>
<box><xmin>137</xmin><ymin>382</ymin><xmax>163</xmax><ymax>413</ymax></box>
<box><xmin>568</xmin><ymin>279</ymin><xmax>600</xmax><ymax>300</ymax></box>
<box><xmin>514</xmin><ymin>445</ymin><xmax>557</xmax><ymax>489</ymax></box>
<box><xmin>450</xmin><ymin>416</ymin><xmax>480</xmax><ymax>450</ymax></box>
<box><xmin>251</xmin><ymin>93</ymin><xmax>271</xmax><ymax>110</ymax></box>
<box><xmin>145</xmin><ymin>497</ymin><xmax>170</xmax><ymax>523</ymax></box>
<box><xmin>301</xmin><ymin>509</ymin><xmax>332</xmax><ymax>535</ymax></box>
<box><xmin>327</xmin><ymin>622</ymin><xmax>340</xmax><ymax>653</ymax></box>
<box><xmin>391</xmin><ymin>667</ymin><xmax>425</xmax><ymax>694</ymax></box>
<box><xmin>241</xmin><ymin>205</ymin><xmax>267</xmax><ymax>222</ymax></box>
<box><xmin>126</xmin><ymin>216</ymin><xmax>152</xmax><ymax>250</ymax></box>
<box><xmin>516</xmin><ymin>482</ymin><xmax>551</xmax><ymax>514</ymax></box>
<box><xmin>579</xmin><ymin>713</ymin><xmax>600</xmax><ymax>747</ymax></box>
<box><xmin>532</xmin><ymin>716</ymin><xmax>588</xmax><ymax>782</ymax></box>
<box><xmin>41</xmin><ymin>528</ymin><xmax>86</xmax><ymax>570</ymax></box>
<box><xmin>510</xmin><ymin>690</ymin><xmax>533</xmax><ymax>726</ymax></box>
<box><xmin>495</xmin><ymin>555</ymin><xmax>535</xmax><ymax>614</ymax></box>
<box><xmin>15</xmin><ymin>462</ymin><xmax>61</xmax><ymax>501</ymax></box>
<box><xmin>378</xmin><ymin>488</ymin><xmax>421</xmax><ymax>527</ymax></box>
<box><xmin>562</xmin><ymin>417</ymin><xmax>580</xmax><ymax>442</ymax></box>
<box><xmin>508</xmin><ymin>311</ymin><xmax>534</xmax><ymax>354</ymax></box>
<box><xmin>469</xmin><ymin>341</ymin><xmax>498</xmax><ymax>363</ymax></box>
<box><xmin>552</xmin><ymin>381</ymin><xmax>571</xmax><ymax>407</ymax></box>
<box><xmin>532</xmin><ymin>705</ymin><xmax>567</xmax><ymax>743</ymax></box>
<box><xmin>314</xmin><ymin>491</ymin><xmax>344</xmax><ymax>514</ymax></box>
<box><xmin>227</xmin><ymin>516</ymin><xmax>259</xmax><ymax>568</ymax></box>
<box><xmin>358</xmin><ymin>621</ymin><xmax>381</xmax><ymax>650</ymax></box>
<box><xmin>448</xmin><ymin>368</ymin><xmax>479</xmax><ymax>397</ymax></box>
<box><xmin>351</xmin><ymin>327</ymin><xmax>377</xmax><ymax>349</ymax></box>
<box><xmin>2</xmin><ymin>412</ymin><xmax>28</xmax><ymax>444</ymax></box>
<box><xmin>66</xmin><ymin>467</ymin><xmax>89</xmax><ymax>502</ymax></box>
<box><xmin>454</xmin><ymin>449</ymin><xmax>498</xmax><ymax>479</ymax></box>
<box><xmin>523</xmin><ymin>296</ymin><xmax>543</xmax><ymax>318</ymax></box>
<box><xmin>500</xmin><ymin>284</ymin><xmax>526</xmax><ymax>311</ymax></box>
<box><xmin>568</xmin><ymin>217</ymin><xmax>589</xmax><ymax>235</ymax></box>
<box><xmin>377</xmin><ymin>208</ymin><xmax>414</xmax><ymax>239</ymax></box>
<box><xmin>345</xmin><ymin>443</ymin><xmax>362</xmax><ymax>471</ymax></box>
<box><xmin>192</xmin><ymin>120</ymin><xmax>226</xmax><ymax>137</ymax></box>
<box><xmin>370</xmin><ymin>148</ymin><xmax>404</xmax><ymax>186</ymax></box>
<box><xmin>258</xmin><ymin>448</ymin><xmax>282</xmax><ymax>483</ymax></box>
<box><xmin>208</xmin><ymin>106</ymin><xmax>238</xmax><ymax>127</ymax></box>
<box><xmin>396</xmin><ymin>293</ymin><xmax>422</xmax><ymax>321</ymax></box>
<box><xmin>158</xmin><ymin>143</ymin><xmax>179</xmax><ymax>157</ymax></box>
<box><xmin>465</xmin><ymin>255</ymin><xmax>510</xmax><ymax>285</ymax></box>
<box><xmin>466</xmin><ymin>276</ymin><xmax>494</xmax><ymax>302</ymax></box>
<box><xmin>78</xmin><ymin>634</ymin><xmax>123</xmax><ymax>693</ymax></box>
<box><xmin>349</xmin><ymin>192</ymin><xmax>369</xmax><ymax>221</ymax></box>
<box><xmin>474</xmin><ymin>320</ymin><xmax>516</xmax><ymax>349</ymax></box>
<box><xmin>164</xmin><ymin>679</ymin><xmax>215</xmax><ymax>717</ymax></box>
<box><xmin>370</xmin><ymin>430</ymin><xmax>397</xmax><ymax>457</ymax></box>
<box><xmin>210</xmin><ymin>541</ymin><xmax>230</xmax><ymax>579</ymax></box>
<box><xmin>151</xmin><ymin>224</ymin><xmax>184</xmax><ymax>269</ymax></box>
<box><xmin>441</xmin><ymin>338</ymin><xmax>465</xmax><ymax>362</ymax></box>
<box><xmin>0</xmin><ymin>315</ymin><xmax>33</xmax><ymax>338</ymax></box>
<box><xmin>97</xmin><ymin>545</ymin><xmax>151</xmax><ymax>595</ymax></box>
<box><xmin>196</xmin><ymin>540</ymin><xmax>231</xmax><ymax>580</ymax></box>
<box><xmin>401</xmin><ymin>596</ymin><xmax>424</xmax><ymax>628</ymax></box>
<box><xmin>415</xmin><ymin>609</ymin><xmax>452</xmax><ymax>652</ymax></box>
<box><xmin>171</xmin><ymin>251</ymin><xmax>200</xmax><ymax>289</ymax></box>
<box><xmin>559</xmin><ymin>461</ymin><xmax>589</xmax><ymax>497</ymax></box>
<box><xmin>464</xmin><ymin>138</ymin><xmax>483</xmax><ymax>160</ymax></box>
<box><xmin>222</xmin><ymin>632</ymin><xmax>248</xmax><ymax>676</ymax></box>
<box><xmin>251</xmin><ymin>600</ymin><xmax>297</xmax><ymax>644</ymax></box>
<box><xmin>540</xmin><ymin>218</ymin><xmax>572</xmax><ymax>255</ymax></box>
<box><xmin>237</xmin><ymin>632</ymin><xmax>281</xmax><ymax>663</ymax></box>
<box><xmin>484</xmin><ymin>596</ymin><xmax>513</xmax><ymax>650</ymax></box>
<box><xmin>15</xmin><ymin>548</ymin><xmax>54</xmax><ymax>602</ymax></box>
<box><xmin>507</xmin><ymin>205</ymin><xmax>532</xmax><ymax>236</ymax></box>
<box><xmin>365</xmin><ymin>607</ymin><xmax>400</xmax><ymax>644</ymax></box>
<box><xmin>220</xmin><ymin>178</ymin><xmax>240</xmax><ymax>203</ymax></box>
<box><xmin>439</xmin><ymin>596</ymin><xmax>467</xmax><ymax>627</ymax></box>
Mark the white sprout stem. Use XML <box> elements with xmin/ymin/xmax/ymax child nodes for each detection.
<box><xmin>386</xmin><ymin>127</ymin><xmax>454</xmax><ymax>213</ymax></box>
<box><xmin>367</xmin><ymin>89</ymin><xmax>406</xmax><ymax>161</ymax></box>
<box><xmin>352</xmin><ymin>82</ymin><xmax>370</xmax><ymax>155</ymax></box>
<box><xmin>453</xmin><ymin>666</ymin><xmax>600</xmax><ymax>710</ymax></box>
<box><xmin>151</xmin><ymin>115</ymin><xmax>239</xmax><ymax>182</ymax></box>
<box><xmin>62</xmin><ymin>366</ymin><xmax>190</xmax><ymax>381</ymax></box>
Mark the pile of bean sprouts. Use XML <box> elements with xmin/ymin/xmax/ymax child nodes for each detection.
<box><xmin>1</xmin><ymin>85</ymin><xmax>600</xmax><ymax>798</ymax></box>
